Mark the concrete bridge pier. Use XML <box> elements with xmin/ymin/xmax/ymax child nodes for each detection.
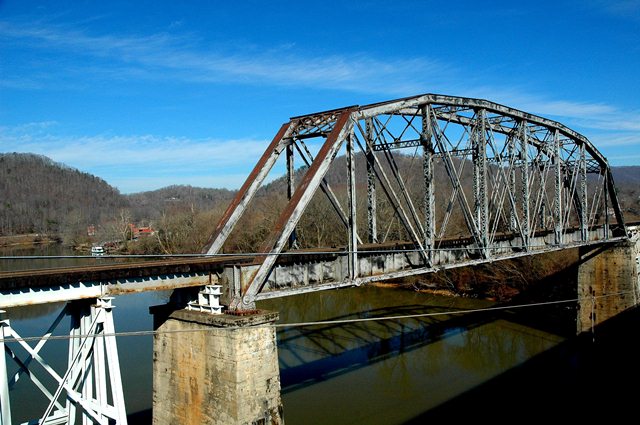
<box><xmin>577</xmin><ymin>239</ymin><xmax>640</xmax><ymax>334</ymax></box>
<box><xmin>151</xmin><ymin>296</ymin><xmax>284</xmax><ymax>425</ymax></box>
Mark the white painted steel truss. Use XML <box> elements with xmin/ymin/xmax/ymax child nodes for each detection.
<box><xmin>202</xmin><ymin>93</ymin><xmax>627</xmax><ymax>309</ymax></box>
<box><xmin>0</xmin><ymin>298</ymin><xmax>127</xmax><ymax>425</ymax></box>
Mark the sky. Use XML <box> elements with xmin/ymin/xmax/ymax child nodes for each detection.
<box><xmin>1</xmin><ymin>0</ymin><xmax>639</xmax><ymax>194</ymax></box>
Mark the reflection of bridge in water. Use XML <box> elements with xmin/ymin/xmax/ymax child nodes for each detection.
<box><xmin>0</xmin><ymin>93</ymin><xmax>637</xmax><ymax>425</ymax></box>
<box><xmin>277</xmin><ymin>304</ymin><xmax>497</xmax><ymax>392</ymax></box>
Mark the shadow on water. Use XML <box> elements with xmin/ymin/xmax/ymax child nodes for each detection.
<box><xmin>403</xmin><ymin>304</ymin><xmax>640</xmax><ymax>423</ymax></box>
<box><xmin>278</xmin><ymin>303</ymin><xmax>501</xmax><ymax>393</ymax></box>
<box><xmin>128</xmin><ymin>409</ymin><xmax>152</xmax><ymax>424</ymax></box>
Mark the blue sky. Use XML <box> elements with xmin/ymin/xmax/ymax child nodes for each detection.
<box><xmin>1</xmin><ymin>0</ymin><xmax>639</xmax><ymax>193</ymax></box>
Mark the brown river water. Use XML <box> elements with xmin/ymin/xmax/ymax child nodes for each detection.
<box><xmin>2</xmin><ymin>245</ymin><xmax>639</xmax><ymax>423</ymax></box>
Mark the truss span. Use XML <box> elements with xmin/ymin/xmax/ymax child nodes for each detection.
<box><xmin>203</xmin><ymin>93</ymin><xmax>627</xmax><ymax>309</ymax></box>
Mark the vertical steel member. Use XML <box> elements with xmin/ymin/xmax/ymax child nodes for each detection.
<box><xmin>472</xmin><ymin>109</ymin><xmax>489</xmax><ymax>257</ymax></box>
<box><xmin>286</xmin><ymin>140</ymin><xmax>298</xmax><ymax>248</ymax></box>
<box><xmin>579</xmin><ymin>145</ymin><xmax>588</xmax><ymax>241</ymax></box>
<box><xmin>554</xmin><ymin>129</ymin><xmax>563</xmax><ymax>244</ymax></box>
<box><xmin>421</xmin><ymin>104</ymin><xmax>435</xmax><ymax>265</ymax></box>
<box><xmin>508</xmin><ymin>129</ymin><xmax>517</xmax><ymax>233</ymax></box>
<box><xmin>99</xmin><ymin>298</ymin><xmax>127</xmax><ymax>424</ymax></box>
<box><xmin>346</xmin><ymin>131</ymin><xmax>358</xmax><ymax>280</ymax></box>
<box><xmin>365</xmin><ymin>118</ymin><xmax>378</xmax><ymax>244</ymax></box>
<box><xmin>0</xmin><ymin>311</ymin><xmax>11</xmax><ymax>425</ymax></box>
<box><xmin>520</xmin><ymin>121</ymin><xmax>530</xmax><ymax>249</ymax></box>
<box><xmin>604</xmin><ymin>171</ymin><xmax>610</xmax><ymax>239</ymax></box>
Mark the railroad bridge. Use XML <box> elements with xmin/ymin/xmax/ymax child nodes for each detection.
<box><xmin>0</xmin><ymin>94</ymin><xmax>638</xmax><ymax>425</ymax></box>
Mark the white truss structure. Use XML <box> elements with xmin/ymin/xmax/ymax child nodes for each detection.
<box><xmin>0</xmin><ymin>298</ymin><xmax>127</xmax><ymax>425</ymax></box>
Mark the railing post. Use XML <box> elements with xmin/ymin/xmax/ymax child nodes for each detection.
<box><xmin>604</xmin><ymin>171</ymin><xmax>610</xmax><ymax>239</ymax></box>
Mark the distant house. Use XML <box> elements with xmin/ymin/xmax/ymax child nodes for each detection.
<box><xmin>87</xmin><ymin>225</ymin><xmax>96</xmax><ymax>236</ymax></box>
<box><xmin>128</xmin><ymin>224</ymin><xmax>155</xmax><ymax>239</ymax></box>
<box><xmin>138</xmin><ymin>226</ymin><xmax>154</xmax><ymax>237</ymax></box>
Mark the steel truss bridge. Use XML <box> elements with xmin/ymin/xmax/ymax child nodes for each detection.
<box><xmin>0</xmin><ymin>93</ymin><xmax>629</xmax><ymax>425</ymax></box>
<box><xmin>204</xmin><ymin>93</ymin><xmax>627</xmax><ymax>308</ymax></box>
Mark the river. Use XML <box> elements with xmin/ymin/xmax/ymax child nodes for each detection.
<box><xmin>2</xmin><ymin>244</ymin><xmax>639</xmax><ymax>423</ymax></box>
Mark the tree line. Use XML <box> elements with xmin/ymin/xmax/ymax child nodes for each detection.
<box><xmin>1</xmin><ymin>152</ymin><xmax>639</xmax><ymax>256</ymax></box>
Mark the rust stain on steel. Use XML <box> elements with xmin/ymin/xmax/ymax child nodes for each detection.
<box><xmin>105</xmin><ymin>279</ymin><xmax>208</xmax><ymax>295</ymax></box>
<box><xmin>202</xmin><ymin>122</ymin><xmax>293</xmax><ymax>253</ymax></box>
<box><xmin>259</xmin><ymin>109</ymin><xmax>356</xmax><ymax>255</ymax></box>
<box><xmin>232</xmin><ymin>109</ymin><xmax>356</xmax><ymax>307</ymax></box>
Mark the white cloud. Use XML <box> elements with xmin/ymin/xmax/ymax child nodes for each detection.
<box><xmin>3</xmin><ymin>20</ymin><xmax>638</xmax><ymax>130</ymax></box>
<box><xmin>457</xmin><ymin>86</ymin><xmax>640</xmax><ymax>134</ymax></box>
<box><xmin>587</xmin><ymin>0</ymin><xmax>640</xmax><ymax>19</ymax></box>
<box><xmin>0</xmin><ymin>21</ymin><xmax>447</xmax><ymax>96</ymax></box>
<box><xmin>590</xmin><ymin>133</ymin><xmax>640</xmax><ymax>148</ymax></box>
<box><xmin>0</xmin><ymin>128</ymin><xmax>271</xmax><ymax>193</ymax></box>
<box><xmin>2</xmin><ymin>19</ymin><xmax>638</xmax><ymax>179</ymax></box>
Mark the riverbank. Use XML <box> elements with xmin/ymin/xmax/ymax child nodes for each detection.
<box><xmin>0</xmin><ymin>233</ymin><xmax>61</xmax><ymax>248</ymax></box>
<box><xmin>376</xmin><ymin>248</ymin><xmax>581</xmax><ymax>303</ymax></box>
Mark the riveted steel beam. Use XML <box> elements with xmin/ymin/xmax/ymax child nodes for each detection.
<box><xmin>346</xmin><ymin>132</ymin><xmax>358</xmax><ymax>279</ymax></box>
<box><xmin>521</xmin><ymin>121</ymin><xmax>531</xmax><ymax>248</ymax></box>
<box><xmin>554</xmin><ymin>129</ymin><xmax>563</xmax><ymax>244</ymax></box>
<box><xmin>422</xmin><ymin>105</ymin><xmax>435</xmax><ymax>264</ymax></box>
<box><xmin>365</xmin><ymin>118</ymin><xmax>378</xmax><ymax>244</ymax></box>
<box><xmin>286</xmin><ymin>141</ymin><xmax>298</xmax><ymax>248</ymax></box>
<box><xmin>473</xmin><ymin>109</ymin><xmax>489</xmax><ymax>257</ymax></box>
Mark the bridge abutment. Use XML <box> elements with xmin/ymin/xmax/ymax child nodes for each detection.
<box><xmin>577</xmin><ymin>239</ymin><xmax>640</xmax><ymax>334</ymax></box>
<box><xmin>151</xmin><ymin>308</ymin><xmax>284</xmax><ymax>425</ymax></box>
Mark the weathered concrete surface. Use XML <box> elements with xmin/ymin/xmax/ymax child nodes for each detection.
<box><xmin>152</xmin><ymin>309</ymin><xmax>283</xmax><ymax>425</ymax></box>
<box><xmin>577</xmin><ymin>238</ymin><xmax>640</xmax><ymax>334</ymax></box>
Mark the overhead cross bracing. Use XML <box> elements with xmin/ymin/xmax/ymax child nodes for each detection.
<box><xmin>202</xmin><ymin>93</ymin><xmax>627</xmax><ymax>309</ymax></box>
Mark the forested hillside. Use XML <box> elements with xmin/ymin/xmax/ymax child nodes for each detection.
<box><xmin>0</xmin><ymin>153</ymin><xmax>126</xmax><ymax>237</ymax></box>
<box><xmin>1</xmin><ymin>152</ymin><xmax>638</xmax><ymax>252</ymax></box>
<box><xmin>126</xmin><ymin>185</ymin><xmax>235</xmax><ymax>222</ymax></box>
<box><xmin>612</xmin><ymin>166</ymin><xmax>640</xmax><ymax>220</ymax></box>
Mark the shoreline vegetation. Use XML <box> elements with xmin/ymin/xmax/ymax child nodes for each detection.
<box><xmin>0</xmin><ymin>233</ymin><xmax>104</xmax><ymax>254</ymax></box>
<box><xmin>371</xmin><ymin>248</ymin><xmax>579</xmax><ymax>303</ymax></box>
<box><xmin>0</xmin><ymin>233</ymin><xmax>61</xmax><ymax>248</ymax></box>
